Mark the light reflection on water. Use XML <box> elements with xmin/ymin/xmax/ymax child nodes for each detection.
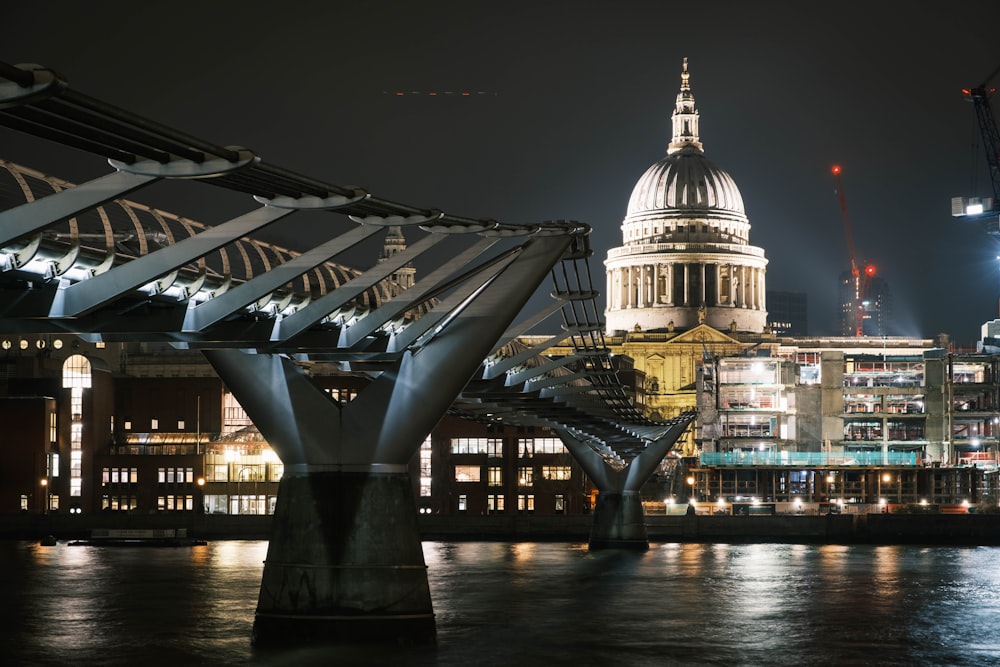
<box><xmin>1</xmin><ymin>540</ymin><xmax>999</xmax><ymax>666</ymax></box>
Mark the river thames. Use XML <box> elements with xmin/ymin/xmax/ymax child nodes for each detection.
<box><xmin>2</xmin><ymin>539</ymin><xmax>998</xmax><ymax>666</ymax></box>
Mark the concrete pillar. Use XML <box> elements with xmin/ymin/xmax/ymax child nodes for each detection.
<box><xmin>666</xmin><ymin>262</ymin><xmax>674</xmax><ymax>305</ymax></box>
<box><xmin>652</xmin><ymin>263</ymin><xmax>660</xmax><ymax>304</ymax></box>
<box><xmin>606</xmin><ymin>269</ymin><xmax>613</xmax><ymax>310</ymax></box>
<box><xmin>589</xmin><ymin>491</ymin><xmax>648</xmax><ymax>550</ymax></box>
<box><xmin>728</xmin><ymin>264</ymin><xmax>735</xmax><ymax>306</ymax></box>
<box><xmin>683</xmin><ymin>264</ymin><xmax>690</xmax><ymax>305</ymax></box>
<box><xmin>253</xmin><ymin>469</ymin><xmax>433</xmax><ymax>645</ymax></box>
<box><xmin>699</xmin><ymin>263</ymin><xmax>706</xmax><ymax>304</ymax></box>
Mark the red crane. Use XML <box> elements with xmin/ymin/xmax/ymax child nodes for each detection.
<box><xmin>832</xmin><ymin>165</ymin><xmax>876</xmax><ymax>337</ymax></box>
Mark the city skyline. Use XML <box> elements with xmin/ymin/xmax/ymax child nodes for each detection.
<box><xmin>2</xmin><ymin>2</ymin><xmax>1000</xmax><ymax>342</ymax></box>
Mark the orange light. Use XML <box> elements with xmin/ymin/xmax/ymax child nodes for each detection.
<box><xmin>832</xmin><ymin>165</ymin><xmax>842</xmax><ymax>175</ymax></box>
<box><xmin>395</xmin><ymin>92</ymin><xmax>404</xmax><ymax>96</ymax></box>
<box><xmin>865</xmin><ymin>264</ymin><xmax>876</xmax><ymax>276</ymax></box>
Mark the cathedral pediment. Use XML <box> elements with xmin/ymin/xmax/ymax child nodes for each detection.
<box><xmin>667</xmin><ymin>324</ymin><xmax>741</xmax><ymax>346</ymax></box>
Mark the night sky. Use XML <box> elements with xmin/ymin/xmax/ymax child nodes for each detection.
<box><xmin>3</xmin><ymin>2</ymin><xmax>1000</xmax><ymax>344</ymax></box>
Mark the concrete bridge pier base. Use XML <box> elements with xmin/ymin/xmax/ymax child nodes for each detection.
<box><xmin>588</xmin><ymin>491</ymin><xmax>649</xmax><ymax>550</ymax></box>
<box><xmin>252</xmin><ymin>468</ymin><xmax>434</xmax><ymax>646</ymax></box>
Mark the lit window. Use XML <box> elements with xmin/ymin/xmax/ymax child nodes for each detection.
<box><xmin>458</xmin><ymin>495</ymin><xmax>467</xmax><ymax>512</ymax></box>
<box><xmin>541</xmin><ymin>466</ymin><xmax>572</xmax><ymax>480</ymax></box>
<box><xmin>454</xmin><ymin>465</ymin><xmax>481</xmax><ymax>482</ymax></box>
<box><xmin>420</xmin><ymin>436</ymin><xmax>431</xmax><ymax>497</ymax></box>
<box><xmin>61</xmin><ymin>355</ymin><xmax>92</xmax><ymax>389</ymax></box>
<box><xmin>151</xmin><ymin>418</ymin><xmax>158</xmax><ymax>430</ymax></box>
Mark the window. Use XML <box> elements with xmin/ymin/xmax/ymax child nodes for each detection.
<box><xmin>454</xmin><ymin>465</ymin><xmax>481</xmax><ymax>482</ymax></box>
<box><xmin>541</xmin><ymin>466</ymin><xmax>572</xmax><ymax>481</ymax></box>
<box><xmin>517</xmin><ymin>495</ymin><xmax>535</xmax><ymax>512</ymax></box>
<box><xmin>62</xmin><ymin>354</ymin><xmax>92</xmax><ymax>389</ymax></box>
<box><xmin>555</xmin><ymin>495</ymin><xmax>565</xmax><ymax>512</ymax></box>
<box><xmin>518</xmin><ymin>466</ymin><xmax>533</xmax><ymax>487</ymax></box>
<box><xmin>451</xmin><ymin>438</ymin><xmax>502</xmax><ymax>454</ymax></box>
<box><xmin>488</xmin><ymin>466</ymin><xmax>502</xmax><ymax>487</ymax></box>
<box><xmin>458</xmin><ymin>495</ymin><xmax>467</xmax><ymax>512</ymax></box>
<box><xmin>420</xmin><ymin>436</ymin><xmax>432</xmax><ymax>497</ymax></box>
<box><xmin>518</xmin><ymin>438</ymin><xmax>567</xmax><ymax>456</ymax></box>
<box><xmin>205</xmin><ymin>464</ymin><xmax>228</xmax><ymax>482</ymax></box>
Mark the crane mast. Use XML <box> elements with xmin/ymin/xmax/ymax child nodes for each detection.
<box><xmin>832</xmin><ymin>165</ymin><xmax>875</xmax><ymax>337</ymax></box>
<box><xmin>952</xmin><ymin>63</ymin><xmax>1000</xmax><ymax>235</ymax></box>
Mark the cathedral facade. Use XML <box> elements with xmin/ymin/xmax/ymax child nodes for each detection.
<box><xmin>599</xmin><ymin>59</ymin><xmax>775</xmax><ymax>454</ymax></box>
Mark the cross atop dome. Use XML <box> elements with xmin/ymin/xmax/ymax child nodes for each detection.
<box><xmin>668</xmin><ymin>57</ymin><xmax>703</xmax><ymax>155</ymax></box>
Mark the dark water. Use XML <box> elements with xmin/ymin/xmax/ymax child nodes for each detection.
<box><xmin>2</xmin><ymin>539</ymin><xmax>999</xmax><ymax>667</ymax></box>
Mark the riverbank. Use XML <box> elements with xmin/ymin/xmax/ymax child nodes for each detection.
<box><xmin>4</xmin><ymin>512</ymin><xmax>1000</xmax><ymax>545</ymax></box>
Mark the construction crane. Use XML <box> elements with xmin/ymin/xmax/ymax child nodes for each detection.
<box><xmin>951</xmin><ymin>63</ymin><xmax>1000</xmax><ymax>236</ymax></box>
<box><xmin>832</xmin><ymin>165</ymin><xmax>876</xmax><ymax>337</ymax></box>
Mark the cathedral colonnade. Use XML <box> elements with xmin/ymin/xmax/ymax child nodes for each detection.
<box><xmin>606</xmin><ymin>259</ymin><xmax>766</xmax><ymax>311</ymax></box>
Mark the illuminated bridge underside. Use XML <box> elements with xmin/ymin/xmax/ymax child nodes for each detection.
<box><xmin>0</xmin><ymin>60</ymin><xmax>693</xmax><ymax>645</ymax></box>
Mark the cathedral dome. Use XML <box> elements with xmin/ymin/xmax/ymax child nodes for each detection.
<box><xmin>626</xmin><ymin>146</ymin><xmax>745</xmax><ymax>217</ymax></box>
<box><xmin>604</xmin><ymin>57</ymin><xmax>768</xmax><ymax>337</ymax></box>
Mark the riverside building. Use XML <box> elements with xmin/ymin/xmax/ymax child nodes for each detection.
<box><xmin>1</xmin><ymin>60</ymin><xmax>997</xmax><ymax>522</ymax></box>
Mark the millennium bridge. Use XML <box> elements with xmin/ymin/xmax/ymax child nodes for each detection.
<box><xmin>0</xmin><ymin>60</ymin><xmax>693</xmax><ymax>645</ymax></box>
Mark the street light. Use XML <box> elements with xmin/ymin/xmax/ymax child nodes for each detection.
<box><xmin>686</xmin><ymin>475</ymin><xmax>696</xmax><ymax>505</ymax></box>
<box><xmin>878</xmin><ymin>472</ymin><xmax>891</xmax><ymax>510</ymax></box>
<box><xmin>197</xmin><ymin>477</ymin><xmax>206</xmax><ymax>514</ymax></box>
<box><xmin>40</xmin><ymin>478</ymin><xmax>48</xmax><ymax>515</ymax></box>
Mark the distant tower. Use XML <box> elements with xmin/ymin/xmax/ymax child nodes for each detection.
<box><xmin>766</xmin><ymin>290</ymin><xmax>808</xmax><ymax>336</ymax></box>
<box><xmin>379</xmin><ymin>226</ymin><xmax>415</xmax><ymax>291</ymax></box>
<box><xmin>838</xmin><ymin>270</ymin><xmax>891</xmax><ymax>336</ymax></box>
<box><xmin>604</xmin><ymin>58</ymin><xmax>768</xmax><ymax>334</ymax></box>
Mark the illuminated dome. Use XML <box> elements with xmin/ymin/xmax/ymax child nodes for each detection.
<box><xmin>604</xmin><ymin>58</ymin><xmax>768</xmax><ymax>336</ymax></box>
<box><xmin>626</xmin><ymin>147</ymin><xmax>745</xmax><ymax>218</ymax></box>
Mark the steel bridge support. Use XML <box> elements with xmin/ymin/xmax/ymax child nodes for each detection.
<box><xmin>202</xmin><ymin>233</ymin><xmax>576</xmax><ymax>646</ymax></box>
<box><xmin>556</xmin><ymin>416</ymin><xmax>692</xmax><ymax>549</ymax></box>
